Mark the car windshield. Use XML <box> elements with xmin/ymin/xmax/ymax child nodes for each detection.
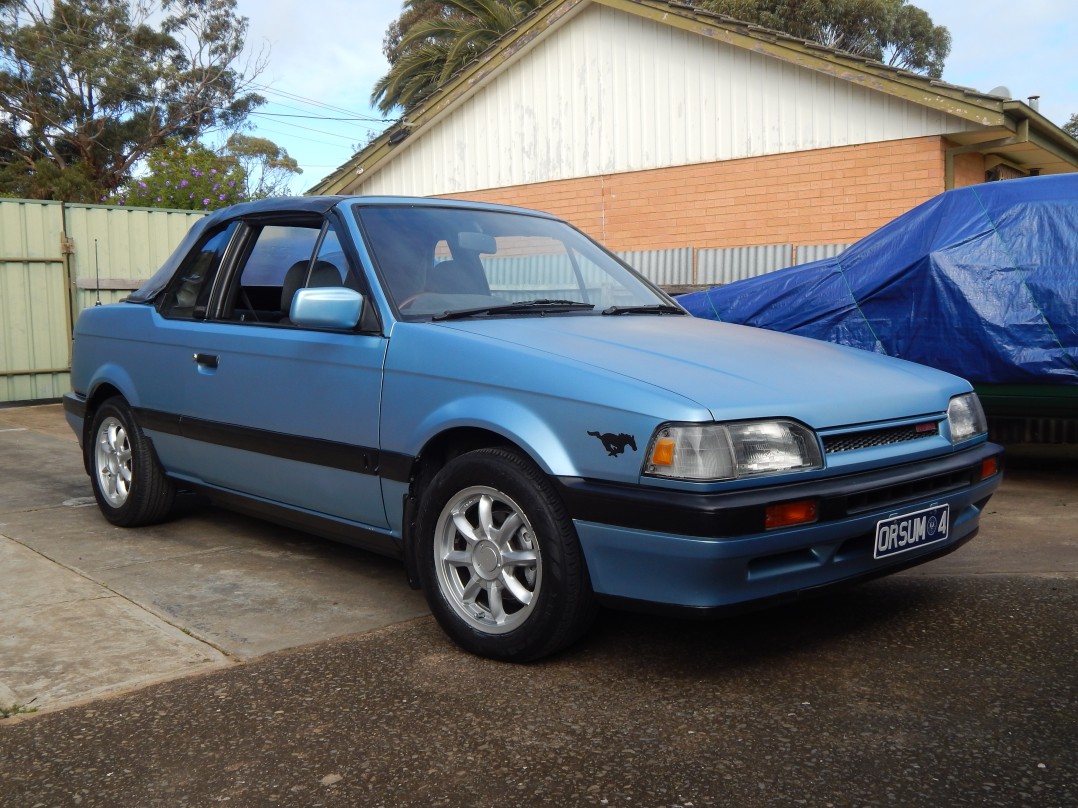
<box><xmin>353</xmin><ymin>204</ymin><xmax>669</xmax><ymax>320</ymax></box>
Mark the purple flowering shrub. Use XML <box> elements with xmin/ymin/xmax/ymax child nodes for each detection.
<box><xmin>108</xmin><ymin>140</ymin><xmax>247</xmax><ymax>211</ymax></box>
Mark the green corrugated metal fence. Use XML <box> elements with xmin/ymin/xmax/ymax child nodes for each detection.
<box><xmin>0</xmin><ymin>199</ymin><xmax>205</xmax><ymax>404</ymax></box>
<box><xmin>2</xmin><ymin>198</ymin><xmax>850</xmax><ymax>404</ymax></box>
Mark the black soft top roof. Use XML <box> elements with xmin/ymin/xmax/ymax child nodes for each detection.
<box><xmin>127</xmin><ymin>196</ymin><xmax>349</xmax><ymax>303</ymax></box>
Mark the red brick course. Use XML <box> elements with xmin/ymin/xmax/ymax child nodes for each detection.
<box><xmin>440</xmin><ymin>136</ymin><xmax>951</xmax><ymax>251</ymax></box>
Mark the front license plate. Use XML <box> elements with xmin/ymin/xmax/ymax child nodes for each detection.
<box><xmin>874</xmin><ymin>504</ymin><xmax>950</xmax><ymax>559</ymax></box>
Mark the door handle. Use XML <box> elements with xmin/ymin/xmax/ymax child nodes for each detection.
<box><xmin>193</xmin><ymin>353</ymin><xmax>219</xmax><ymax>369</ymax></box>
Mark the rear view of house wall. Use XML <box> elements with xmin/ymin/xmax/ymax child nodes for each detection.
<box><xmin>445</xmin><ymin>135</ymin><xmax>947</xmax><ymax>252</ymax></box>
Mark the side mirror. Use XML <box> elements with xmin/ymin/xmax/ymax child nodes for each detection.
<box><xmin>290</xmin><ymin>287</ymin><xmax>365</xmax><ymax>329</ymax></box>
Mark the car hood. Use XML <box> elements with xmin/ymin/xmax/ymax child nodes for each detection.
<box><xmin>436</xmin><ymin>315</ymin><xmax>970</xmax><ymax>429</ymax></box>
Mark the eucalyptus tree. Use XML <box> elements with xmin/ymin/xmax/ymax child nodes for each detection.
<box><xmin>701</xmin><ymin>0</ymin><xmax>950</xmax><ymax>77</ymax></box>
<box><xmin>0</xmin><ymin>0</ymin><xmax>265</xmax><ymax>201</ymax></box>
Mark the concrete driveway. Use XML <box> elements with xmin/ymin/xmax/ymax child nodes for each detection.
<box><xmin>1</xmin><ymin>403</ymin><xmax>1075</xmax><ymax>717</ymax></box>
<box><xmin>1</xmin><ymin>403</ymin><xmax>1076</xmax><ymax>808</ymax></box>
<box><xmin>0</xmin><ymin>404</ymin><xmax>427</xmax><ymax>713</ymax></box>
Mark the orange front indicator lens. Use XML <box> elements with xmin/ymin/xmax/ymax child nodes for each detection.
<box><xmin>650</xmin><ymin>437</ymin><xmax>676</xmax><ymax>467</ymax></box>
<box><xmin>980</xmin><ymin>457</ymin><xmax>999</xmax><ymax>480</ymax></box>
<box><xmin>765</xmin><ymin>499</ymin><xmax>819</xmax><ymax>530</ymax></box>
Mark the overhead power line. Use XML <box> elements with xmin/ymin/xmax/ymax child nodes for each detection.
<box><xmin>2</xmin><ymin>24</ymin><xmax>392</xmax><ymax>125</ymax></box>
<box><xmin>250</xmin><ymin>111</ymin><xmax>388</xmax><ymax>122</ymax></box>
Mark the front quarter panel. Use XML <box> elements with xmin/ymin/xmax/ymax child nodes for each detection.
<box><xmin>380</xmin><ymin>323</ymin><xmax>709</xmax><ymax>482</ymax></box>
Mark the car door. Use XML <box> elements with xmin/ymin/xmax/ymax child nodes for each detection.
<box><xmin>172</xmin><ymin>215</ymin><xmax>390</xmax><ymax>528</ymax></box>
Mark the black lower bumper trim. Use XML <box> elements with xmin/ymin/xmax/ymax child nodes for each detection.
<box><xmin>62</xmin><ymin>392</ymin><xmax>87</xmax><ymax>419</ymax></box>
<box><xmin>555</xmin><ymin>442</ymin><xmax>1003</xmax><ymax>538</ymax></box>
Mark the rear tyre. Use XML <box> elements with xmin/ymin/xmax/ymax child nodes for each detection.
<box><xmin>88</xmin><ymin>397</ymin><xmax>175</xmax><ymax>527</ymax></box>
<box><xmin>416</xmin><ymin>448</ymin><xmax>596</xmax><ymax>662</ymax></box>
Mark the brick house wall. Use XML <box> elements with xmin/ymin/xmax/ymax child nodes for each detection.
<box><xmin>952</xmin><ymin>151</ymin><xmax>988</xmax><ymax>188</ymax></box>
<box><xmin>442</xmin><ymin>135</ymin><xmax>951</xmax><ymax>252</ymax></box>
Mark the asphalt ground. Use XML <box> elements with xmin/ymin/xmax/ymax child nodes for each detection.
<box><xmin>0</xmin><ymin>404</ymin><xmax>1075</xmax><ymax>807</ymax></box>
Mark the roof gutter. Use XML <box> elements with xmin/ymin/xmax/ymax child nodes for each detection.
<box><xmin>1002</xmin><ymin>101</ymin><xmax>1078</xmax><ymax>156</ymax></box>
<box><xmin>944</xmin><ymin>125</ymin><xmax>1027</xmax><ymax>190</ymax></box>
<box><xmin>944</xmin><ymin>102</ymin><xmax>1078</xmax><ymax>189</ymax></box>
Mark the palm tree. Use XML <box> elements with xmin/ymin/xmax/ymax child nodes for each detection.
<box><xmin>372</xmin><ymin>0</ymin><xmax>545</xmax><ymax>115</ymax></box>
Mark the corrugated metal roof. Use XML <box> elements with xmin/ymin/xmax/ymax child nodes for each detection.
<box><xmin>616</xmin><ymin>247</ymin><xmax>693</xmax><ymax>286</ymax></box>
<box><xmin>697</xmin><ymin>244</ymin><xmax>792</xmax><ymax>285</ymax></box>
<box><xmin>795</xmin><ymin>243</ymin><xmax>852</xmax><ymax>265</ymax></box>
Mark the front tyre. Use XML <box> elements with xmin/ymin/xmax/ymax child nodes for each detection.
<box><xmin>88</xmin><ymin>397</ymin><xmax>175</xmax><ymax>527</ymax></box>
<box><xmin>417</xmin><ymin>448</ymin><xmax>595</xmax><ymax>661</ymax></box>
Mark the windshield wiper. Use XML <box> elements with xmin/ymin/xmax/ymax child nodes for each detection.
<box><xmin>432</xmin><ymin>299</ymin><xmax>595</xmax><ymax>321</ymax></box>
<box><xmin>601</xmin><ymin>304</ymin><xmax>685</xmax><ymax>316</ymax></box>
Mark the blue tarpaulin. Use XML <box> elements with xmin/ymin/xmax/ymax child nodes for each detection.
<box><xmin>680</xmin><ymin>175</ymin><xmax>1078</xmax><ymax>385</ymax></box>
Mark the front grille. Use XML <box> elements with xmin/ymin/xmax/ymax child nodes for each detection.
<box><xmin>823</xmin><ymin>422</ymin><xmax>939</xmax><ymax>454</ymax></box>
<box><xmin>842</xmin><ymin>468</ymin><xmax>973</xmax><ymax>515</ymax></box>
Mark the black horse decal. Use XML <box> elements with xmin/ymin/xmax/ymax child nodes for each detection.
<box><xmin>588</xmin><ymin>430</ymin><xmax>638</xmax><ymax>457</ymax></box>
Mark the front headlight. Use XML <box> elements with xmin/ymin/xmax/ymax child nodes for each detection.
<box><xmin>947</xmin><ymin>393</ymin><xmax>987</xmax><ymax>444</ymax></box>
<box><xmin>644</xmin><ymin>419</ymin><xmax>822</xmax><ymax>481</ymax></box>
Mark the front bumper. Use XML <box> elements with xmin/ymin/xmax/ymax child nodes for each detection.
<box><xmin>555</xmin><ymin>442</ymin><xmax>1003</xmax><ymax>614</ymax></box>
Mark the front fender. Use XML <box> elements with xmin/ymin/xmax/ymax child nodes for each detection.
<box><xmin>380</xmin><ymin>322</ymin><xmax>704</xmax><ymax>485</ymax></box>
<box><xmin>385</xmin><ymin>387</ymin><xmax>666</xmax><ymax>484</ymax></box>
<box><xmin>409</xmin><ymin>395</ymin><xmax>577</xmax><ymax>477</ymax></box>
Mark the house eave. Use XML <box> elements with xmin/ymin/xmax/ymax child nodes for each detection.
<box><xmin>307</xmin><ymin>0</ymin><xmax>590</xmax><ymax>195</ymax></box>
<box><xmin>309</xmin><ymin>0</ymin><xmax>1077</xmax><ymax>196</ymax></box>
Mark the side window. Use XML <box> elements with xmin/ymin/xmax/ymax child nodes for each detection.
<box><xmin>159</xmin><ymin>222</ymin><xmax>238</xmax><ymax>319</ymax></box>
<box><xmin>224</xmin><ymin>224</ymin><xmax>320</xmax><ymax>323</ymax></box>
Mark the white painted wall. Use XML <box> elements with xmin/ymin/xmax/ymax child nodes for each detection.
<box><xmin>357</xmin><ymin>4</ymin><xmax>978</xmax><ymax>196</ymax></box>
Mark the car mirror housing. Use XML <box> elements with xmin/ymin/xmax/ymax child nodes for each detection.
<box><xmin>290</xmin><ymin>287</ymin><xmax>365</xmax><ymax>330</ymax></box>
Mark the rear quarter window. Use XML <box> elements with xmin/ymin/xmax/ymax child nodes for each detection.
<box><xmin>158</xmin><ymin>222</ymin><xmax>238</xmax><ymax>319</ymax></box>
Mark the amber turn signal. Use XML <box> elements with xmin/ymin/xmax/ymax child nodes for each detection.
<box><xmin>980</xmin><ymin>456</ymin><xmax>999</xmax><ymax>480</ymax></box>
<box><xmin>765</xmin><ymin>499</ymin><xmax>819</xmax><ymax>530</ymax></box>
<box><xmin>649</xmin><ymin>437</ymin><xmax>676</xmax><ymax>467</ymax></box>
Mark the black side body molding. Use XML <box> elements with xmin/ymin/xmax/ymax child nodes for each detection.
<box><xmin>133</xmin><ymin>406</ymin><xmax>413</xmax><ymax>482</ymax></box>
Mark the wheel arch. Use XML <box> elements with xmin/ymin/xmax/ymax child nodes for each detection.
<box><xmin>400</xmin><ymin>426</ymin><xmax>565</xmax><ymax>591</ymax></box>
<box><xmin>83</xmin><ymin>391</ymin><xmax>177</xmax><ymax>527</ymax></box>
<box><xmin>80</xmin><ymin>382</ymin><xmax>127</xmax><ymax>473</ymax></box>
<box><xmin>409</xmin><ymin>443</ymin><xmax>596</xmax><ymax>660</ymax></box>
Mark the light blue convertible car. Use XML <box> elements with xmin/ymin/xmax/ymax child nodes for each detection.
<box><xmin>65</xmin><ymin>197</ymin><xmax>1003</xmax><ymax>661</ymax></box>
